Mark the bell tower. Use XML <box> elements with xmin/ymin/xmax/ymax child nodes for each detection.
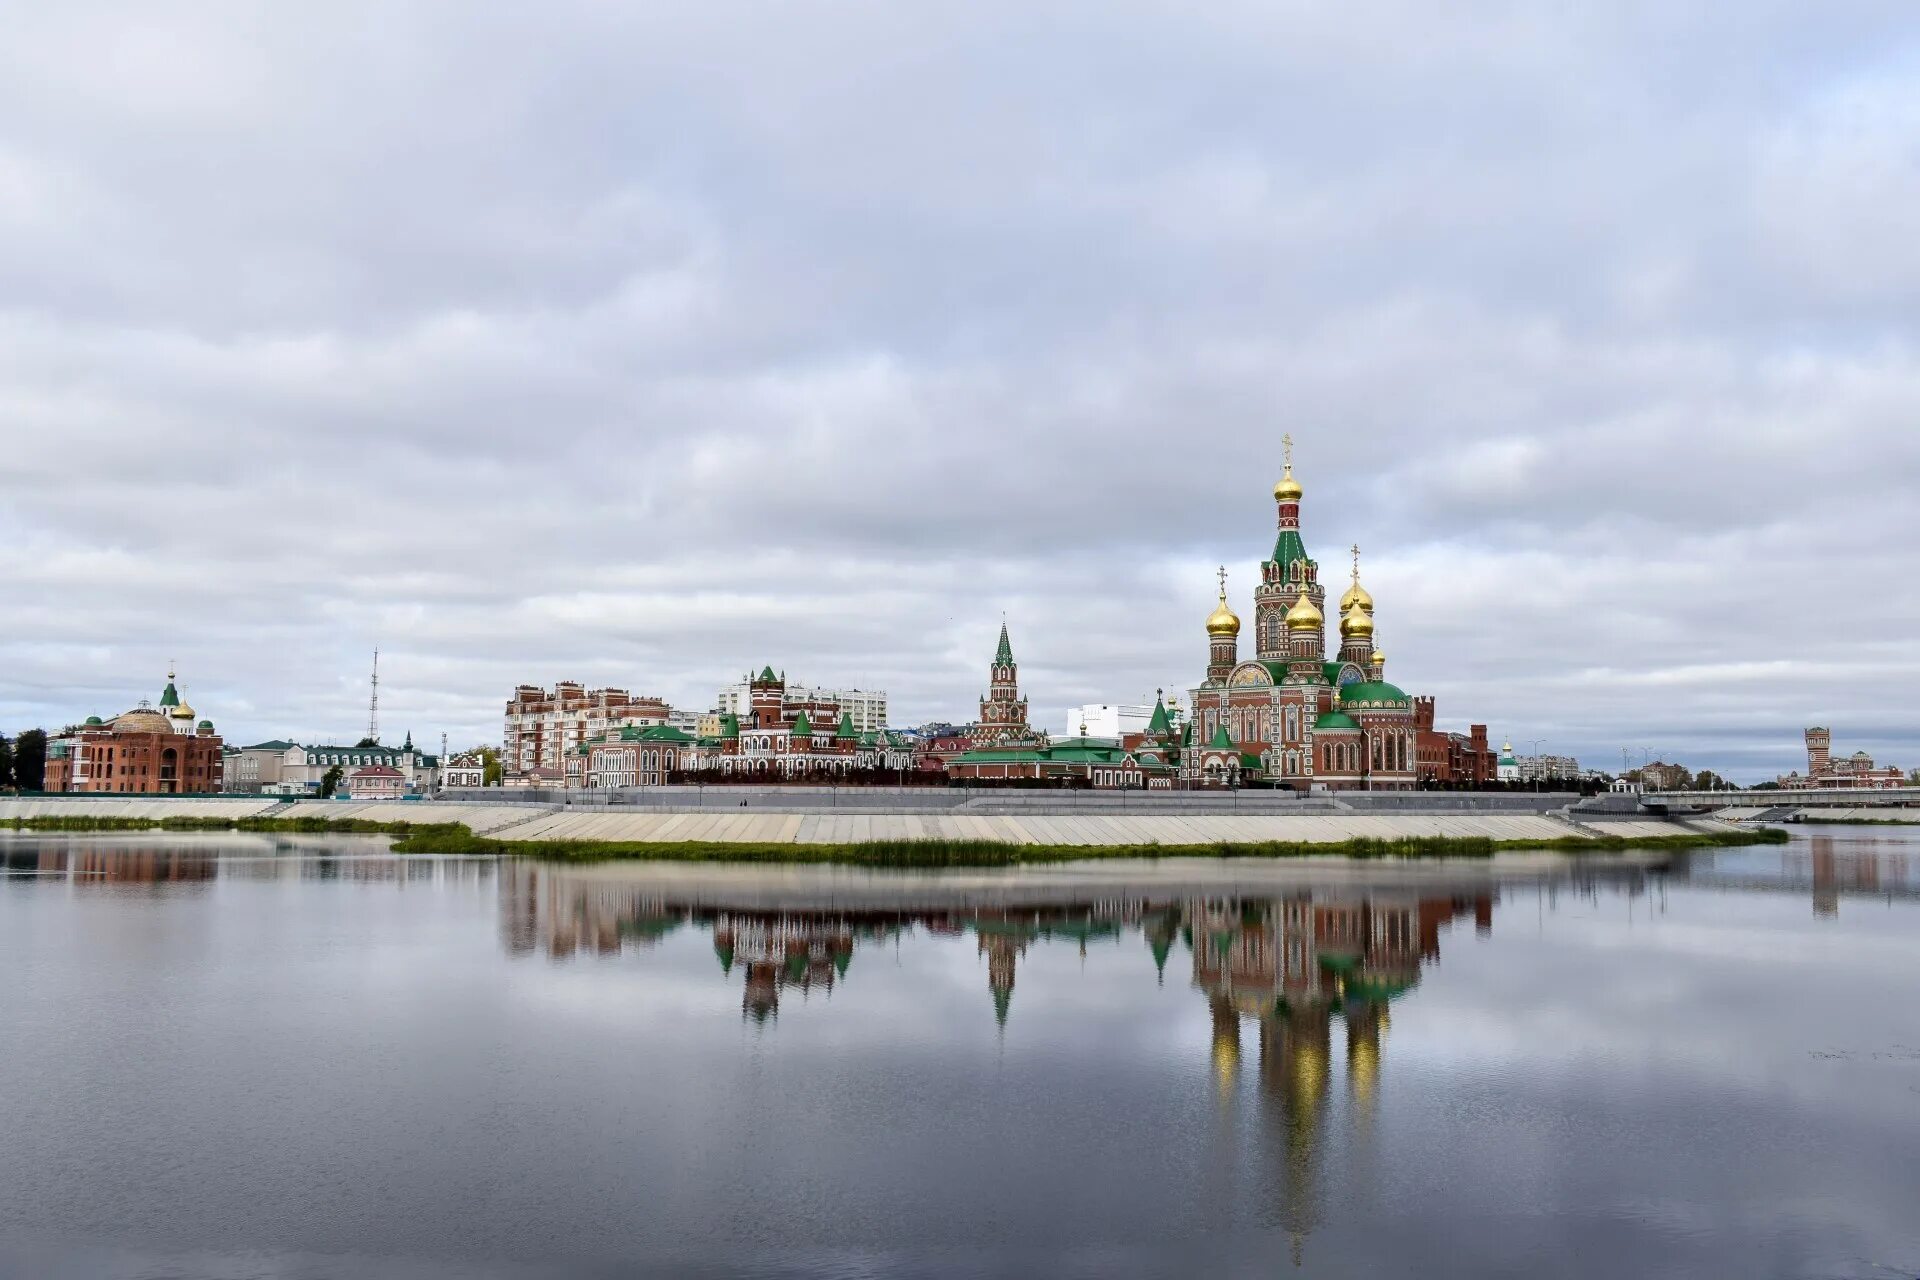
<box><xmin>1254</xmin><ymin>434</ymin><xmax>1325</xmax><ymax>662</ymax></box>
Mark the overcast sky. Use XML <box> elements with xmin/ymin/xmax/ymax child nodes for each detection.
<box><xmin>3</xmin><ymin>2</ymin><xmax>1917</xmax><ymax>781</ymax></box>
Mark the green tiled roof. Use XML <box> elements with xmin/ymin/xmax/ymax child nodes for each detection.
<box><xmin>837</xmin><ymin>711</ymin><xmax>856</xmax><ymax>738</ymax></box>
<box><xmin>1314</xmin><ymin>712</ymin><xmax>1360</xmax><ymax>730</ymax></box>
<box><xmin>1145</xmin><ymin>697</ymin><xmax>1171</xmax><ymax>737</ymax></box>
<box><xmin>791</xmin><ymin>711</ymin><xmax>813</xmax><ymax>735</ymax></box>
<box><xmin>159</xmin><ymin>681</ymin><xmax>180</xmax><ymax>708</ymax></box>
<box><xmin>244</xmin><ymin>740</ymin><xmax>297</xmax><ymax>751</ymax></box>
<box><xmin>1207</xmin><ymin>724</ymin><xmax>1234</xmax><ymax>749</ymax></box>
<box><xmin>720</xmin><ymin>713</ymin><xmax>740</xmax><ymax>738</ymax></box>
<box><xmin>1339</xmin><ymin>680</ymin><xmax>1412</xmax><ymax>707</ymax></box>
<box><xmin>994</xmin><ymin>622</ymin><xmax>1013</xmax><ymax>665</ymax></box>
<box><xmin>757</xmin><ymin>666</ymin><xmax>777</xmax><ymax>682</ymax></box>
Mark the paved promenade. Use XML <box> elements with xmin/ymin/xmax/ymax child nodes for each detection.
<box><xmin>0</xmin><ymin>794</ymin><xmax>1732</xmax><ymax>845</ymax></box>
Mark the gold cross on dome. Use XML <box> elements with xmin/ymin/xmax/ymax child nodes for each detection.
<box><xmin>1350</xmin><ymin>544</ymin><xmax>1361</xmax><ymax>583</ymax></box>
<box><xmin>1282</xmin><ymin>432</ymin><xmax>1294</xmax><ymax>471</ymax></box>
<box><xmin>1216</xmin><ymin>564</ymin><xmax>1229</xmax><ymax>597</ymax></box>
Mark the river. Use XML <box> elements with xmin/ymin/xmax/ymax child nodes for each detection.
<box><xmin>2</xmin><ymin>825</ymin><xmax>1916</xmax><ymax>1278</ymax></box>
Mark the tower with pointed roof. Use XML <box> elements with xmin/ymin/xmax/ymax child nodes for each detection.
<box><xmin>1254</xmin><ymin>434</ymin><xmax>1326</xmax><ymax>661</ymax></box>
<box><xmin>971</xmin><ymin>620</ymin><xmax>1033</xmax><ymax>748</ymax></box>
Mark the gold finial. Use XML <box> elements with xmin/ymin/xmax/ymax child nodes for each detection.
<box><xmin>169</xmin><ymin>659</ymin><xmax>176</xmax><ymax>681</ymax></box>
<box><xmin>1216</xmin><ymin>564</ymin><xmax>1229</xmax><ymax>598</ymax></box>
<box><xmin>1350</xmin><ymin>544</ymin><xmax>1360</xmax><ymax>584</ymax></box>
<box><xmin>1273</xmin><ymin>435</ymin><xmax>1303</xmax><ymax>502</ymax></box>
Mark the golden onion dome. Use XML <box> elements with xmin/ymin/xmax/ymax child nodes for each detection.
<box><xmin>1285</xmin><ymin>590</ymin><xmax>1323</xmax><ymax>631</ymax></box>
<box><xmin>1206</xmin><ymin>591</ymin><xmax>1241</xmax><ymax>636</ymax></box>
<box><xmin>170</xmin><ymin>702</ymin><xmax>195</xmax><ymax>719</ymax></box>
<box><xmin>1273</xmin><ymin>464</ymin><xmax>1303</xmax><ymax>503</ymax></box>
<box><xmin>1339</xmin><ymin>579</ymin><xmax>1374</xmax><ymax>614</ymax></box>
<box><xmin>1371</xmin><ymin>650</ymin><xmax>1385</xmax><ymax>668</ymax></box>
<box><xmin>1340</xmin><ymin>603</ymin><xmax>1374</xmax><ymax>638</ymax></box>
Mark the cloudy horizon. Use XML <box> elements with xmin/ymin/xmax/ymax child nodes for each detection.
<box><xmin>4</xmin><ymin>2</ymin><xmax>1918</xmax><ymax>783</ymax></box>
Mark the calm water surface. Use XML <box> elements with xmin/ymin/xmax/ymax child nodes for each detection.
<box><xmin>2</xmin><ymin>826</ymin><xmax>1917</xmax><ymax>1279</ymax></box>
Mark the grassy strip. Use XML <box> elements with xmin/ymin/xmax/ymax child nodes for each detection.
<box><xmin>3</xmin><ymin>814</ymin><xmax>1790</xmax><ymax>863</ymax></box>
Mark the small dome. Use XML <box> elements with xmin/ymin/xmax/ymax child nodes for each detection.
<box><xmin>170</xmin><ymin>702</ymin><xmax>195</xmax><ymax>720</ymax></box>
<box><xmin>1206</xmin><ymin>591</ymin><xmax>1241</xmax><ymax>637</ymax></box>
<box><xmin>1273</xmin><ymin>464</ymin><xmax>1303</xmax><ymax>503</ymax></box>
<box><xmin>1340</xmin><ymin>579</ymin><xmax>1374</xmax><ymax>614</ymax></box>
<box><xmin>1371</xmin><ymin>650</ymin><xmax>1385</xmax><ymax>668</ymax></box>
<box><xmin>85</xmin><ymin>715</ymin><xmax>103</xmax><ymax>725</ymax></box>
<box><xmin>1285</xmin><ymin>591</ymin><xmax>1323</xmax><ymax>631</ymax></box>
<box><xmin>1340</xmin><ymin>602</ymin><xmax>1374</xmax><ymax>638</ymax></box>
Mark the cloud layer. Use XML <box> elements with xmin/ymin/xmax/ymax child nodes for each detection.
<box><xmin>3</xmin><ymin>2</ymin><xmax>1917</xmax><ymax>780</ymax></box>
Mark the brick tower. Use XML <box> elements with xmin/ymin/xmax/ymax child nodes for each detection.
<box><xmin>972</xmin><ymin>621</ymin><xmax>1031</xmax><ymax>747</ymax></box>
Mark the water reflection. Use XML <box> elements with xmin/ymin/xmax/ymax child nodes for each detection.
<box><xmin>1676</xmin><ymin>831</ymin><xmax>1920</xmax><ymax>917</ymax></box>
<box><xmin>1</xmin><ymin>837</ymin><xmax>497</xmax><ymax>889</ymax></box>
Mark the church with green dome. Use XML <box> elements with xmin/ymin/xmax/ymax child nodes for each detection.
<box><xmin>1184</xmin><ymin>438</ymin><xmax>1419</xmax><ymax>790</ymax></box>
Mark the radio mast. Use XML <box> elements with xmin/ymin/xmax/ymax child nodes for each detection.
<box><xmin>368</xmin><ymin>648</ymin><xmax>380</xmax><ymax>744</ymax></box>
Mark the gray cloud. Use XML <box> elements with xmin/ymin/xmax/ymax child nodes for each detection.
<box><xmin>3</xmin><ymin>2</ymin><xmax>1918</xmax><ymax>779</ymax></box>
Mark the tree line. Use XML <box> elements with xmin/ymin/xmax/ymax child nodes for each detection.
<box><xmin>0</xmin><ymin>729</ymin><xmax>49</xmax><ymax>791</ymax></box>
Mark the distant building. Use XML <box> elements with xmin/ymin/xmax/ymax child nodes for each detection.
<box><xmin>345</xmin><ymin>765</ymin><xmax>406</xmax><ymax>800</ymax></box>
<box><xmin>1413</xmin><ymin>698</ymin><xmax>1492</xmax><ymax>786</ymax></box>
<box><xmin>1062</xmin><ymin>703</ymin><xmax>1155</xmax><ymax>740</ymax></box>
<box><xmin>1777</xmin><ymin>728</ymin><xmax>1904</xmax><ymax>789</ymax></box>
<box><xmin>1517</xmin><ymin>754</ymin><xmax>1581</xmax><ymax>783</ymax></box>
<box><xmin>1495</xmin><ymin>742</ymin><xmax>1520</xmax><ymax>783</ymax></box>
<box><xmin>224</xmin><ymin>740</ymin><xmax>300</xmax><ymax>793</ymax></box>
<box><xmin>44</xmin><ymin>671</ymin><xmax>225</xmax><ymax>795</ymax></box>
<box><xmin>442</xmin><ymin>750</ymin><xmax>488</xmax><ymax>789</ymax></box>
<box><xmin>504</xmin><ymin>683</ymin><xmax>671</xmax><ymax>776</ymax></box>
<box><xmin>716</xmin><ymin>679</ymin><xmax>887</xmax><ymax>734</ymax></box>
<box><xmin>1639</xmin><ymin>761</ymin><xmax>1690</xmax><ymax>791</ymax></box>
<box><xmin>280</xmin><ymin>735</ymin><xmax>439</xmax><ymax>795</ymax></box>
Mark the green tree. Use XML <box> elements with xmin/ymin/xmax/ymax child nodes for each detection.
<box><xmin>354</xmin><ymin>736</ymin><xmax>379</xmax><ymax>748</ymax></box>
<box><xmin>1693</xmin><ymin>769</ymin><xmax>1729</xmax><ymax>791</ymax></box>
<box><xmin>318</xmin><ymin>764</ymin><xmax>344</xmax><ymax>798</ymax></box>
<box><xmin>0</xmin><ymin>734</ymin><xmax>13</xmax><ymax>789</ymax></box>
<box><xmin>13</xmin><ymin>729</ymin><xmax>47</xmax><ymax>791</ymax></box>
<box><xmin>478</xmin><ymin>746</ymin><xmax>502</xmax><ymax>787</ymax></box>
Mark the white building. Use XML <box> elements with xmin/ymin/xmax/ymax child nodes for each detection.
<box><xmin>1517</xmin><ymin>754</ymin><xmax>1581</xmax><ymax>783</ymax></box>
<box><xmin>1496</xmin><ymin>741</ymin><xmax>1520</xmax><ymax>782</ymax></box>
<box><xmin>715</xmin><ymin>679</ymin><xmax>887</xmax><ymax>734</ymax></box>
<box><xmin>1062</xmin><ymin>694</ymin><xmax>1187</xmax><ymax>741</ymax></box>
<box><xmin>1062</xmin><ymin>703</ymin><xmax>1153</xmax><ymax>740</ymax></box>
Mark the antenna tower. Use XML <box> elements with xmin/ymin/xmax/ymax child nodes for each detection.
<box><xmin>368</xmin><ymin>648</ymin><xmax>380</xmax><ymax>743</ymax></box>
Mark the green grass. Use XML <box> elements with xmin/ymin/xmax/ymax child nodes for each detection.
<box><xmin>1</xmin><ymin>814</ymin><xmax>1791</xmax><ymax>863</ymax></box>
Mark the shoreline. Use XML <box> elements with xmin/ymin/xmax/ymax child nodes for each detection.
<box><xmin>0</xmin><ymin>814</ymin><xmax>1789</xmax><ymax>865</ymax></box>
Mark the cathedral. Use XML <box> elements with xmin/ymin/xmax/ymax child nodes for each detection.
<box><xmin>1185</xmin><ymin>439</ymin><xmax>1418</xmax><ymax>790</ymax></box>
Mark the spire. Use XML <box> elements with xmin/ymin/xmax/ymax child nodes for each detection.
<box><xmin>995</xmin><ymin>620</ymin><xmax>1014</xmax><ymax>666</ymax></box>
<box><xmin>792</xmin><ymin>711</ymin><xmax>813</xmax><ymax>736</ymax></box>
<box><xmin>836</xmin><ymin>709</ymin><xmax>856</xmax><ymax>738</ymax></box>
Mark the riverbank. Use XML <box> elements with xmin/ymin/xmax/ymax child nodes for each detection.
<box><xmin>1</xmin><ymin>813</ymin><xmax>1789</xmax><ymax>865</ymax></box>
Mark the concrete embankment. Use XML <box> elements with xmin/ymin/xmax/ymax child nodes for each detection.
<box><xmin>0</xmin><ymin>793</ymin><xmax>1739</xmax><ymax>846</ymax></box>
